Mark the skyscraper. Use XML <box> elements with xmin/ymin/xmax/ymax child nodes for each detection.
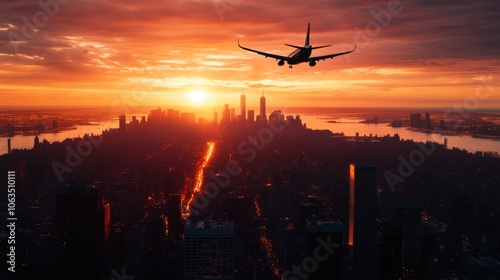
<box><xmin>240</xmin><ymin>93</ymin><xmax>246</xmax><ymax>121</ymax></box>
<box><xmin>56</xmin><ymin>184</ymin><xmax>111</xmax><ymax>279</ymax></box>
<box><xmin>222</xmin><ymin>104</ymin><xmax>230</xmax><ymax>124</ymax></box>
<box><xmin>394</xmin><ymin>200</ymin><xmax>422</xmax><ymax>280</ymax></box>
<box><xmin>260</xmin><ymin>92</ymin><xmax>266</xmax><ymax>121</ymax></box>
<box><xmin>247</xmin><ymin>110</ymin><xmax>255</xmax><ymax>123</ymax></box>
<box><xmin>349</xmin><ymin>164</ymin><xmax>381</xmax><ymax>280</ymax></box>
<box><xmin>305</xmin><ymin>218</ymin><xmax>344</xmax><ymax>279</ymax></box>
<box><xmin>184</xmin><ymin>219</ymin><xmax>234</xmax><ymax>280</ymax></box>
<box><xmin>425</xmin><ymin>112</ymin><xmax>431</xmax><ymax>130</ymax></box>
<box><xmin>119</xmin><ymin>114</ymin><xmax>126</xmax><ymax>132</ymax></box>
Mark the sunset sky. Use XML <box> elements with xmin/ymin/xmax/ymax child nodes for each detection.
<box><xmin>0</xmin><ymin>0</ymin><xmax>498</xmax><ymax>110</ymax></box>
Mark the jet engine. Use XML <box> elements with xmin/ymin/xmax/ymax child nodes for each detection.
<box><xmin>278</xmin><ymin>60</ymin><xmax>285</xmax><ymax>66</ymax></box>
<box><xmin>309</xmin><ymin>61</ymin><xmax>316</xmax><ymax>67</ymax></box>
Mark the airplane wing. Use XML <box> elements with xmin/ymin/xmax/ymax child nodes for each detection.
<box><xmin>308</xmin><ymin>45</ymin><xmax>357</xmax><ymax>62</ymax></box>
<box><xmin>238</xmin><ymin>40</ymin><xmax>291</xmax><ymax>61</ymax></box>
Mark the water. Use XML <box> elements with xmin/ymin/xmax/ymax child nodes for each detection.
<box><xmin>1</xmin><ymin>120</ymin><xmax>118</xmax><ymax>155</ymax></box>
<box><xmin>1</xmin><ymin>113</ymin><xmax>499</xmax><ymax>155</ymax></box>
<box><xmin>298</xmin><ymin>115</ymin><xmax>500</xmax><ymax>154</ymax></box>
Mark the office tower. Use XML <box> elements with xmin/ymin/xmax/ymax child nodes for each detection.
<box><xmin>247</xmin><ymin>110</ymin><xmax>255</xmax><ymax>123</ymax></box>
<box><xmin>349</xmin><ymin>164</ymin><xmax>381</xmax><ymax>280</ymax></box>
<box><xmin>52</xmin><ymin>120</ymin><xmax>58</xmax><ymax>130</ymax></box>
<box><xmin>410</xmin><ymin>112</ymin><xmax>422</xmax><ymax>128</ymax></box>
<box><xmin>166</xmin><ymin>194</ymin><xmax>183</xmax><ymax>237</ymax></box>
<box><xmin>260</xmin><ymin>92</ymin><xmax>266</xmax><ymax>121</ymax></box>
<box><xmin>222</xmin><ymin>104</ymin><xmax>230</xmax><ymax>124</ymax></box>
<box><xmin>240</xmin><ymin>93</ymin><xmax>246</xmax><ymax>121</ymax></box>
<box><xmin>305</xmin><ymin>218</ymin><xmax>344</xmax><ymax>279</ymax></box>
<box><xmin>7</xmin><ymin>138</ymin><xmax>11</xmax><ymax>154</ymax></box>
<box><xmin>230</xmin><ymin>108</ymin><xmax>235</xmax><ymax>122</ymax></box>
<box><xmin>425</xmin><ymin>112</ymin><xmax>431</xmax><ymax>129</ymax></box>
<box><xmin>393</xmin><ymin>200</ymin><xmax>422</xmax><ymax>280</ymax></box>
<box><xmin>276</xmin><ymin>222</ymin><xmax>302</xmax><ymax>274</ymax></box>
<box><xmin>119</xmin><ymin>114</ymin><xmax>126</xmax><ymax>132</ymax></box>
<box><xmin>184</xmin><ymin>219</ymin><xmax>235</xmax><ymax>280</ymax></box>
<box><xmin>56</xmin><ymin>184</ymin><xmax>111</xmax><ymax>279</ymax></box>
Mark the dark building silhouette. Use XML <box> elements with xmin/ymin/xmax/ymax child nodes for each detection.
<box><xmin>349</xmin><ymin>164</ymin><xmax>381</xmax><ymax>280</ymax></box>
<box><xmin>56</xmin><ymin>184</ymin><xmax>110</xmax><ymax>279</ymax></box>
<box><xmin>240</xmin><ymin>93</ymin><xmax>246</xmax><ymax>121</ymax></box>
<box><xmin>425</xmin><ymin>112</ymin><xmax>431</xmax><ymax>130</ymax></box>
<box><xmin>166</xmin><ymin>194</ymin><xmax>183</xmax><ymax>237</ymax></box>
<box><xmin>222</xmin><ymin>104</ymin><xmax>230</xmax><ymax>124</ymax></box>
<box><xmin>119</xmin><ymin>114</ymin><xmax>126</xmax><ymax>132</ymax></box>
<box><xmin>184</xmin><ymin>219</ymin><xmax>235</xmax><ymax>280</ymax></box>
<box><xmin>260</xmin><ymin>92</ymin><xmax>266</xmax><ymax>122</ymax></box>
<box><xmin>247</xmin><ymin>110</ymin><xmax>255</xmax><ymax>123</ymax></box>
<box><xmin>410</xmin><ymin>113</ymin><xmax>422</xmax><ymax>128</ymax></box>
<box><xmin>394</xmin><ymin>200</ymin><xmax>422</xmax><ymax>279</ymax></box>
<box><xmin>305</xmin><ymin>218</ymin><xmax>344</xmax><ymax>279</ymax></box>
<box><xmin>440</xmin><ymin>119</ymin><xmax>445</xmax><ymax>130</ymax></box>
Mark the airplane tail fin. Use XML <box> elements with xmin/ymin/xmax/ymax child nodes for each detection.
<box><xmin>312</xmin><ymin>44</ymin><xmax>331</xmax><ymax>50</ymax></box>
<box><xmin>305</xmin><ymin>22</ymin><xmax>310</xmax><ymax>46</ymax></box>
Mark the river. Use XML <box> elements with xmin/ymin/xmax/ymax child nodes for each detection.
<box><xmin>1</xmin><ymin>114</ymin><xmax>499</xmax><ymax>155</ymax></box>
<box><xmin>298</xmin><ymin>115</ymin><xmax>499</xmax><ymax>154</ymax></box>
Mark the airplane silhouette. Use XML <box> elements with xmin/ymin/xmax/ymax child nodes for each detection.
<box><xmin>238</xmin><ymin>23</ymin><xmax>356</xmax><ymax>68</ymax></box>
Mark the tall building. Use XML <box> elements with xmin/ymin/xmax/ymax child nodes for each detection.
<box><xmin>222</xmin><ymin>104</ymin><xmax>230</xmax><ymax>124</ymax></box>
<box><xmin>305</xmin><ymin>219</ymin><xmax>344</xmax><ymax>279</ymax></box>
<box><xmin>247</xmin><ymin>110</ymin><xmax>255</xmax><ymax>123</ymax></box>
<box><xmin>184</xmin><ymin>219</ymin><xmax>235</xmax><ymax>280</ymax></box>
<box><xmin>240</xmin><ymin>93</ymin><xmax>246</xmax><ymax>121</ymax></box>
<box><xmin>260</xmin><ymin>92</ymin><xmax>266</xmax><ymax>121</ymax></box>
<box><xmin>119</xmin><ymin>114</ymin><xmax>126</xmax><ymax>132</ymax></box>
<box><xmin>56</xmin><ymin>184</ymin><xmax>111</xmax><ymax>279</ymax></box>
<box><xmin>230</xmin><ymin>108</ymin><xmax>235</xmax><ymax>122</ymax></box>
<box><xmin>424</xmin><ymin>112</ymin><xmax>431</xmax><ymax>130</ymax></box>
<box><xmin>393</xmin><ymin>200</ymin><xmax>422</xmax><ymax>280</ymax></box>
<box><xmin>410</xmin><ymin>112</ymin><xmax>422</xmax><ymax>128</ymax></box>
<box><xmin>349</xmin><ymin>164</ymin><xmax>381</xmax><ymax>280</ymax></box>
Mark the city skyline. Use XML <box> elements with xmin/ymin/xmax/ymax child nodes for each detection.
<box><xmin>0</xmin><ymin>0</ymin><xmax>498</xmax><ymax>109</ymax></box>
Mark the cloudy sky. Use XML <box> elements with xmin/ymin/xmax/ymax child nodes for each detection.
<box><xmin>0</xmin><ymin>0</ymin><xmax>498</xmax><ymax>110</ymax></box>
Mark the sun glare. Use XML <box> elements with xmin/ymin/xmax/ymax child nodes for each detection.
<box><xmin>188</xmin><ymin>89</ymin><xmax>207</xmax><ymax>104</ymax></box>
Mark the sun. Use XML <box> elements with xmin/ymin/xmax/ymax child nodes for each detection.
<box><xmin>188</xmin><ymin>89</ymin><xmax>207</xmax><ymax>104</ymax></box>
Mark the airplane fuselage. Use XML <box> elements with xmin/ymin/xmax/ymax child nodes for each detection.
<box><xmin>287</xmin><ymin>46</ymin><xmax>312</xmax><ymax>65</ymax></box>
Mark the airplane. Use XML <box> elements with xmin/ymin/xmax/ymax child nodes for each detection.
<box><xmin>238</xmin><ymin>23</ymin><xmax>356</xmax><ymax>68</ymax></box>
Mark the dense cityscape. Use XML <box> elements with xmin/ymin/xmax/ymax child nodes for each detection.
<box><xmin>1</xmin><ymin>95</ymin><xmax>499</xmax><ymax>280</ymax></box>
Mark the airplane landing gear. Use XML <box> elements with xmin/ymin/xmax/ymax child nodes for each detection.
<box><xmin>289</xmin><ymin>65</ymin><xmax>293</xmax><ymax>69</ymax></box>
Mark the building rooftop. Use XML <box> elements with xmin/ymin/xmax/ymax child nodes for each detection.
<box><xmin>185</xmin><ymin>219</ymin><xmax>234</xmax><ymax>236</ymax></box>
<box><xmin>305</xmin><ymin>219</ymin><xmax>343</xmax><ymax>233</ymax></box>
